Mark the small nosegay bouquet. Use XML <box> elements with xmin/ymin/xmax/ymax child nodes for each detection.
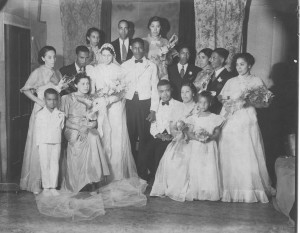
<box><xmin>194</xmin><ymin>128</ymin><xmax>210</xmax><ymax>142</ymax></box>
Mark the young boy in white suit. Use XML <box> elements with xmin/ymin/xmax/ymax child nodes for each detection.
<box><xmin>35</xmin><ymin>88</ymin><xmax>65</xmax><ymax>196</ymax></box>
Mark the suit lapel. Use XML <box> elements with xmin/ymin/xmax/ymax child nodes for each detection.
<box><xmin>173</xmin><ymin>64</ymin><xmax>182</xmax><ymax>86</ymax></box>
<box><xmin>115</xmin><ymin>39</ymin><xmax>121</xmax><ymax>62</ymax></box>
<box><xmin>71</xmin><ymin>63</ymin><xmax>77</xmax><ymax>75</ymax></box>
<box><xmin>209</xmin><ymin>68</ymin><xmax>226</xmax><ymax>86</ymax></box>
<box><xmin>216</xmin><ymin>68</ymin><xmax>227</xmax><ymax>79</ymax></box>
<box><xmin>183</xmin><ymin>64</ymin><xmax>191</xmax><ymax>80</ymax></box>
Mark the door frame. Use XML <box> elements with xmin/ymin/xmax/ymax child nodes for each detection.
<box><xmin>0</xmin><ymin>12</ymin><xmax>30</xmax><ymax>182</ymax></box>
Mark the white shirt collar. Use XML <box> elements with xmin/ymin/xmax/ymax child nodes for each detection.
<box><xmin>119</xmin><ymin>37</ymin><xmax>129</xmax><ymax>45</ymax></box>
<box><xmin>215</xmin><ymin>67</ymin><xmax>225</xmax><ymax>77</ymax></box>
<box><xmin>75</xmin><ymin>62</ymin><xmax>81</xmax><ymax>73</ymax></box>
<box><xmin>177</xmin><ymin>63</ymin><xmax>188</xmax><ymax>73</ymax></box>
<box><xmin>131</xmin><ymin>56</ymin><xmax>147</xmax><ymax>63</ymax></box>
<box><xmin>160</xmin><ymin>98</ymin><xmax>174</xmax><ymax>106</ymax></box>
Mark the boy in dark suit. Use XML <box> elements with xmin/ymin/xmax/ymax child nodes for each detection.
<box><xmin>111</xmin><ymin>19</ymin><xmax>133</xmax><ymax>64</ymax></box>
<box><xmin>207</xmin><ymin>48</ymin><xmax>233</xmax><ymax>114</ymax></box>
<box><xmin>168</xmin><ymin>45</ymin><xmax>201</xmax><ymax>101</ymax></box>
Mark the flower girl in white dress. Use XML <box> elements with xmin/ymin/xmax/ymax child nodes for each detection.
<box><xmin>185</xmin><ymin>91</ymin><xmax>224</xmax><ymax>201</ymax></box>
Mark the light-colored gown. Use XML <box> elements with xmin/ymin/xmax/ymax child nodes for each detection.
<box><xmin>60</xmin><ymin>93</ymin><xmax>110</xmax><ymax>192</ymax></box>
<box><xmin>193</xmin><ymin>64</ymin><xmax>214</xmax><ymax>92</ymax></box>
<box><xmin>185</xmin><ymin>113</ymin><xmax>224</xmax><ymax>201</ymax></box>
<box><xmin>218</xmin><ymin>75</ymin><xmax>271</xmax><ymax>203</ymax></box>
<box><xmin>150</xmin><ymin>102</ymin><xmax>195</xmax><ymax>202</ymax></box>
<box><xmin>35</xmin><ymin>92</ymin><xmax>147</xmax><ymax>221</ymax></box>
<box><xmin>87</xmin><ymin>63</ymin><xmax>138</xmax><ymax>182</ymax></box>
<box><xmin>20</xmin><ymin>65</ymin><xmax>62</xmax><ymax>193</ymax></box>
<box><xmin>143</xmin><ymin>35</ymin><xmax>170</xmax><ymax>80</ymax></box>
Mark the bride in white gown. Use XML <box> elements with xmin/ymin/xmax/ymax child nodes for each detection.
<box><xmin>86</xmin><ymin>43</ymin><xmax>139</xmax><ymax>182</ymax></box>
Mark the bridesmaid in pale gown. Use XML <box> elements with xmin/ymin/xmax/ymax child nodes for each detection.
<box><xmin>20</xmin><ymin>46</ymin><xmax>68</xmax><ymax>194</ymax></box>
<box><xmin>150</xmin><ymin>82</ymin><xmax>197</xmax><ymax>201</ymax></box>
<box><xmin>87</xmin><ymin>43</ymin><xmax>140</xmax><ymax>183</ymax></box>
<box><xmin>193</xmin><ymin>48</ymin><xmax>214</xmax><ymax>92</ymax></box>
<box><xmin>143</xmin><ymin>16</ymin><xmax>177</xmax><ymax>80</ymax></box>
<box><xmin>85</xmin><ymin>27</ymin><xmax>102</xmax><ymax>65</ymax></box>
<box><xmin>218</xmin><ymin>53</ymin><xmax>272</xmax><ymax>203</ymax></box>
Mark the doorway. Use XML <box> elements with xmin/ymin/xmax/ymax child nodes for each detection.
<box><xmin>5</xmin><ymin>24</ymin><xmax>31</xmax><ymax>183</ymax></box>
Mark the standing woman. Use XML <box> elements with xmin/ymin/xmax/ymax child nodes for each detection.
<box><xmin>218</xmin><ymin>53</ymin><xmax>272</xmax><ymax>203</ymax></box>
<box><xmin>86</xmin><ymin>27</ymin><xmax>102</xmax><ymax>65</ymax></box>
<box><xmin>20</xmin><ymin>46</ymin><xmax>66</xmax><ymax>194</ymax></box>
<box><xmin>193</xmin><ymin>48</ymin><xmax>214</xmax><ymax>92</ymax></box>
<box><xmin>143</xmin><ymin>16</ymin><xmax>177</xmax><ymax>80</ymax></box>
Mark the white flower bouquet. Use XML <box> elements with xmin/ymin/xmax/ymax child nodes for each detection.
<box><xmin>240</xmin><ymin>85</ymin><xmax>274</xmax><ymax>108</ymax></box>
<box><xmin>93</xmin><ymin>78</ymin><xmax>127</xmax><ymax>99</ymax></box>
<box><xmin>194</xmin><ymin>128</ymin><xmax>210</xmax><ymax>142</ymax></box>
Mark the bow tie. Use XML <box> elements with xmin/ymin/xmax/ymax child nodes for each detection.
<box><xmin>135</xmin><ymin>59</ymin><xmax>143</xmax><ymax>63</ymax></box>
<box><xmin>162</xmin><ymin>101</ymin><xmax>169</xmax><ymax>106</ymax></box>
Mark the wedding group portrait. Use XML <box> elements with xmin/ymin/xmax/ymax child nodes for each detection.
<box><xmin>0</xmin><ymin>0</ymin><xmax>297</xmax><ymax>232</ymax></box>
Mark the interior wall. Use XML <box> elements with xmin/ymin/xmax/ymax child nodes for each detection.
<box><xmin>2</xmin><ymin>0</ymin><xmax>30</xmax><ymax>18</ymax></box>
<box><xmin>111</xmin><ymin>0</ymin><xmax>180</xmax><ymax>41</ymax></box>
<box><xmin>246</xmin><ymin>0</ymin><xmax>291</xmax><ymax>87</ymax></box>
<box><xmin>0</xmin><ymin>0</ymin><xmax>46</xmax><ymax>182</ymax></box>
<box><xmin>40</xmin><ymin>0</ymin><xmax>64</xmax><ymax>68</ymax></box>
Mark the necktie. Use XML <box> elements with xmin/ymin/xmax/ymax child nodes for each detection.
<box><xmin>162</xmin><ymin>101</ymin><xmax>169</xmax><ymax>106</ymax></box>
<box><xmin>79</xmin><ymin>67</ymin><xmax>85</xmax><ymax>73</ymax></box>
<box><xmin>135</xmin><ymin>59</ymin><xmax>143</xmax><ymax>63</ymax></box>
<box><xmin>180</xmin><ymin>65</ymin><xmax>185</xmax><ymax>78</ymax></box>
<box><xmin>212</xmin><ymin>71</ymin><xmax>217</xmax><ymax>82</ymax></box>
<box><xmin>122</xmin><ymin>40</ymin><xmax>127</xmax><ymax>62</ymax></box>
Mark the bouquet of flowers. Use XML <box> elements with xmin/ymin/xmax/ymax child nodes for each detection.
<box><xmin>194</xmin><ymin>128</ymin><xmax>210</xmax><ymax>142</ymax></box>
<box><xmin>240</xmin><ymin>85</ymin><xmax>274</xmax><ymax>108</ymax></box>
<box><xmin>171</xmin><ymin>120</ymin><xmax>189</xmax><ymax>142</ymax></box>
<box><xmin>93</xmin><ymin>78</ymin><xmax>127</xmax><ymax>100</ymax></box>
<box><xmin>76</xmin><ymin>78</ymin><xmax>127</xmax><ymax>133</ymax></box>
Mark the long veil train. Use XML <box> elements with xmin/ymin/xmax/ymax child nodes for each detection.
<box><xmin>35</xmin><ymin>177</ymin><xmax>147</xmax><ymax>221</ymax></box>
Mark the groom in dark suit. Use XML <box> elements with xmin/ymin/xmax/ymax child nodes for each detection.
<box><xmin>207</xmin><ymin>48</ymin><xmax>233</xmax><ymax>114</ymax></box>
<box><xmin>168</xmin><ymin>45</ymin><xmax>201</xmax><ymax>101</ymax></box>
<box><xmin>111</xmin><ymin>19</ymin><xmax>133</xmax><ymax>64</ymax></box>
<box><xmin>59</xmin><ymin>45</ymin><xmax>90</xmax><ymax>95</ymax></box>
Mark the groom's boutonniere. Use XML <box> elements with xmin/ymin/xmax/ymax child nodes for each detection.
<box><xmin>188</xmin><ymin>71</ymin><xmax>193</xmax><ymax>76</ymax></box>
<box><xmin>217</xmin><ymin>77</ymin><xmax>223</xmax><ymax>82</ymax></box>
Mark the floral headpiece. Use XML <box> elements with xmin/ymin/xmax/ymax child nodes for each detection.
<box><xmin>100</xmin><ymin>43</ymin><xmax>116</xmax><ymax>57</ymax></box>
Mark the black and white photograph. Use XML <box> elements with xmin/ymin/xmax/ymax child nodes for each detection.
<box><xmin>0</xmin><ymin>0</ymin><xmax>297</xmax><ymax>232</ymax></box>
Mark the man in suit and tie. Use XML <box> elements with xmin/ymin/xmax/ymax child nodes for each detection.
<box><xmin>122</xmin><ymin>38</ymin><xmax>159</xmax><ymax>178</ymax></box>
<box><xmin>59</xmin><ymin>45</ymin><xmax>90</xmax><ymax>95</ymax></box>
<box><xmin>168</xmin><ymin>45</ymin><xmax>201</xmax><ymax>101</ymax></box>
<box><xmin>207</xmin><ymin>48</ymin><xmax>233</xmax><ymax>114</ymax></box>
<box><xmin>111</xmin><ymin>19</ymin><xmax>133</xmax><ymax>64</ymax></box>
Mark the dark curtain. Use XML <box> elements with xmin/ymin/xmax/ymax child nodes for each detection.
<box><xmin>101</xmin><ymin>0</ymin><xmax>112</xmax><ymax>43</ymax></box>
<box><xmin>178</xmin><ymin>0</ymin><xmax>196</xmax><ymax>63</ymax></box>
